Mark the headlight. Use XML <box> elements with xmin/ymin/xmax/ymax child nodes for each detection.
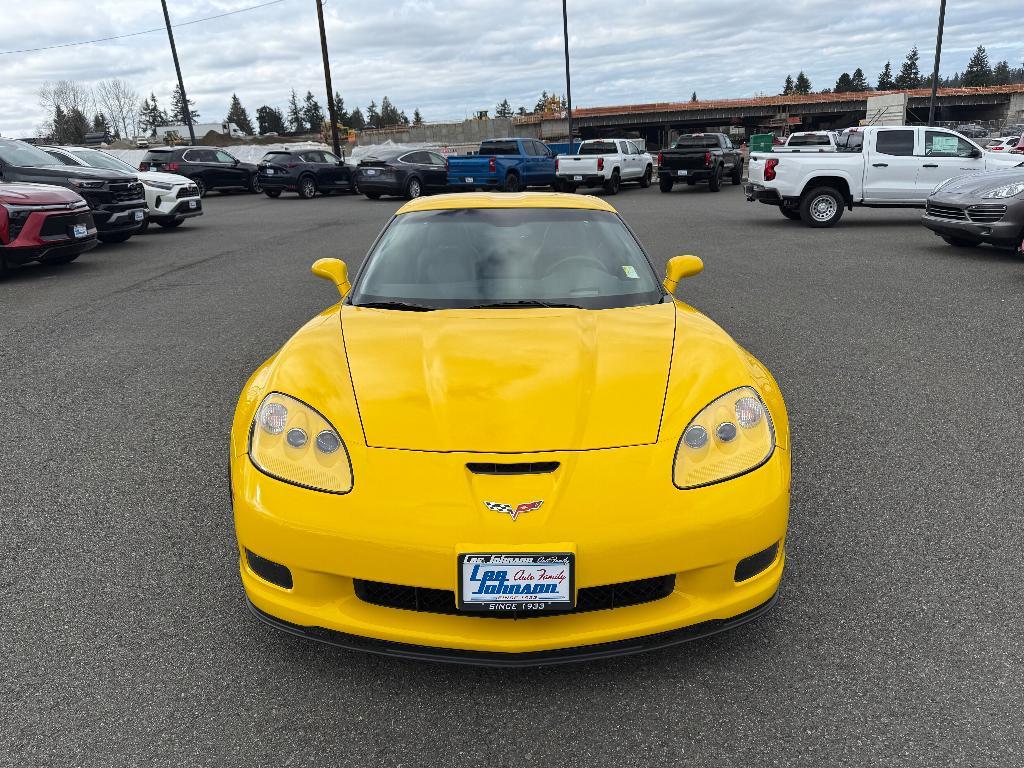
<box><xmin>146</xmin><ymin>180</ymin><xmax>175</xmax><ymax>190</ymax></box>
<box><xmin>69</xmin><ymin>178</ymin><xmax>105</xmax><ymax>189</ymax></box>
<box><xmin>982</xmin><ymin>182</ymin><xmax>1024</xmax><ymax>199</ymax></box>
<box><xmin>248</xmin><ymin>392</ymin><xmax>353</xmax><ymax>494</ymax></box>
<box><xmin>673</xmin><ymin>386</ymin><xmax>775</xmax><ymax>490</ymax></box>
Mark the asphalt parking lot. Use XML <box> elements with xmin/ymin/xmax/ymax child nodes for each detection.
<box><xmin>4</xmin><ymin>183</ymin><xmax>1023</xmax><ymax>767</ymax></box>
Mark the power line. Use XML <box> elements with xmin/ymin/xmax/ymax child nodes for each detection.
<box><xmin>0</xmin><ymin>0</ymin><xmax>291</xmax><ymax>56</ymax></box>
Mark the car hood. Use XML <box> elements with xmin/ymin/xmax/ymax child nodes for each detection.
<box><xmin>137</xmin><ymin>170</ymin><xmax>192</xmax><ymax>185</ymax></box>
<box><xmin>933</xmin><ymin>168</ymin><xmax>1024</xmax><ymax>197</ymax></box>
<box><xmin>13</xmin><ymin>164</ymin><xmax>135</xmax><ymax>182</ymax></box>
<box><xmin>0</xmin><ymin>182</ymin><xmax>85</xmax><ymax>205</ymax></box>
<box><xmin>340</xmin><ymin>302</ymin><xmax>677</xmax><ymax>452</ymax></box>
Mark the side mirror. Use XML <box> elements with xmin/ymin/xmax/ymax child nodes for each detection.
<box><xmin>232</xmin><ymin>158</ymin><xmax>239</xmax><ymax>166</ymax></box>
<box><xmin>663</xmin><ymin>255</ymin><xmax>703</xmax><ymax>294</ymax></box>
<box><xmin>311</xmin><ymin>258</ymin><xmax>351</xmax><ymax>298</ymax></box>
<box><xmin>970</xmin><ymin>148</ymin><xmax>982</xmax><ymax>158</ymax></box>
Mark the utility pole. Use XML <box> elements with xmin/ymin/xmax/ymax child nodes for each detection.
<box><xmin>316</xmin><ymin>0</ymin><xmax>342</xmax><ymax>157</ymax></box>
<box><xmin>561</xmin><ymin>0</ymin><xmax>573</xmax><ymax>150</ymax></box>
<box><xmin>160</xmin><ymin>0</ymin><xmax>196</xmax><ymax>144</ymax></box>
<box><xmin>927</xmin><ymin>0</ymin><xmax>947</xmax><ymax>126</ymax></box>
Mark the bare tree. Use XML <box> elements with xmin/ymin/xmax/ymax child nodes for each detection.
<box><xmin>38</xmin><ymin>80</ymin><xmax>94</xmax><ymax>137</ymax></box>
<box><xmin>95</xmin><ymin>78</ymin><xmax>141</xmax><ymax>139</ymax></box>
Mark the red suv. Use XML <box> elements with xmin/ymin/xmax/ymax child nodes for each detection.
<box><xmin>0</xmin><ymin>183</ymin><xmax>98</xmax><ymax>276</ymax></box>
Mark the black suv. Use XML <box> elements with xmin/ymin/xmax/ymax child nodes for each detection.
<box><xmin>257</xmin><ymin>149</ymin><xmax>357</xmax><ymax>199</ymax></box>
<box><xmin>0</xmin><ymin>138</ymin><xmax>147</xmax><ymax>243</ymax></box>
<box><xmin>139</xmin><ymin>146</ymin><xmax>260</xmax><ymax>197</ymax></box>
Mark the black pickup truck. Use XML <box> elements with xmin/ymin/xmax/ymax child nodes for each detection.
<box><xmin>0</xmin><ymin>138</ymin><xmax>147</xmax><ymax>243</ymax></box>
<box><xmin>657</xmin><ymin>133</ymin><xmax>743</xmax><ymax>193</ymax></box>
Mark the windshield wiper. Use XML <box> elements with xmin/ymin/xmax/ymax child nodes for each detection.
<box><xmin>466</xmin><ymin>300</ymin><xmax>584</xmax><ymax>309</ymax></box>
<box><xmin>354</xmin><ymin>300</ymin><xmax>436</xmax><ymax>312</ymax></box>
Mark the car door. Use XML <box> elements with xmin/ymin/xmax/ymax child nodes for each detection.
<box><xmin>862</xmin><ymin>129</ymin><xmax>919</xmax><ymax>202</ymax></box>
<box><xmin>320</xmin><ymin>150</ymin><xmax>350</xmax><ymax>189</ymax></box>
<box><xmin>916</xmin><ymin>129</ymin><xmax>985</xmax><ymax>193</ymax></box>
<box><xmin>535</xmin><ymin>141</ymin><xmax>556</xmax><ymax>185</ymax></box>
<box><xmin>423</xmin><ymin>152</ymin><xmax>449</xmax><ymax>190</ymax></box>
<box><xmin>215</xmin><ymin>150</ymin><xmax>247</xmax><ymax>187</ymax></box>
<box><xmin>182</xmin><ymin>148</ymin><xmax>214</xmax><ymax>185</ymax></box>
<box><xmin>626</xmin><ymin>141</ymin><xmax>646</xmax><ymax>179</ymax></box>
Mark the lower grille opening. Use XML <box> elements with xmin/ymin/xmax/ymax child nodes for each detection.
<box><xmin>734</xmin><ymin>542</ymin><xmax>780</xmax><ymax>582</ymax></box>
<box><xmin>246</xmin><ymin>549</ymin><xmax>293</xmax><ymax>589</ymax></box>
<box><xmin>354</xmin><ymin>574</ymin><xmax>675</xmax><ymax>618</ymax></box>
<box><xmin>466</xmin><ymin>461</ymin><xmax>559</xmax><ymax>475</ymax></box>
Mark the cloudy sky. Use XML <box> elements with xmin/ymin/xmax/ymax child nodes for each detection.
<box><xmin>1</xmin><ymin>0</ymin><xmax>1021</xmax><ymax>137</ymax></box>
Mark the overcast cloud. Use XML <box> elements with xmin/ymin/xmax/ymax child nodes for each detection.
<box><xmin>1</xmin><ymin>0</ymin><xmax>1021</xmax><ymax>137</ymax></box>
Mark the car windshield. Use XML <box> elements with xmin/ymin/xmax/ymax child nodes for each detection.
<box><xmin>351</xmin><ymin>208</ymin><xmax>664</xmax><ymax>310</ymax></box>
<box><xmin>0</xmin><ymin>139</ymin><xmax>64</xmax><ymax>167</ymax></box>
<box><xmin>69</xmin><ymin>149</ymin><xmax>134</xmax><ymax>173</ymax></box>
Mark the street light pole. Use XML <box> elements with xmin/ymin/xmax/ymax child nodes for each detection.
<box><xmin>315</xmin><ymin>0</ymin><xmax>342</xmax><ymax>157</ymax></box>
<box><xmin>927</xmin><ymin>0</ymin><xmax>947</xmax><ymax>126</ymax></box>
<box><xmin>561</xmin><ymin>0</ymin><xmax>573</xmax><ymax>150</ymax></box>
<box><xmin>160</xmin><ymin>0</ymin><xmax>196</xmax><ymax>144</ymax></box>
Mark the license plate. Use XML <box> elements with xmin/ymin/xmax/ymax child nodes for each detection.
<box><xmin>188</xmin><ymin>200</ymin><xmax>198</xmax><ymax>209</ymax></box>
<box><xmin>573</xmin><ymin>175</ymin><xmax>583</xmax><ymax>181</ymax></box>
<box><xmin>265</xmin><ymin>168</ymin><xmax>274</xmax><ymax>175</ymax></box>
<box><xmin>365</xmin><ymin>169</ymin><xmax>377</xmax><ymax>175</ymax></box>
<box><xmin>464</xmin><ymin>177</ymin><xmax>474</xmax><ymax>183</ymax></box>
<box><xmin>677</xmin><ymin>170</ymin><xmax>688</xmax><ymax>177</ymax></box>
<box><xmin>72</xmin><ymin>223</ymin><xmax>87</xmax><ymax>238</ymax></box>
<box><xmin>458</xmin><ymin>553</ymin><xmax>574</xmax><ymax>613</ymax></box>
<box><xmin>133</xmin><ymin>210</ymin><xmax>145</xmax><ymax>221</ymax></box>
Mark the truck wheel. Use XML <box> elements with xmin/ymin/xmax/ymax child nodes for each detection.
<box><xmin>604</xmin><ymin>170</ymin><xmax>620</xmax><ymax>195</ymax></box>
<box><xmin>562</xmin><ymin>183</ymin><xmax>577</xmax><ymax>193</ymax></box>
<box><xmin>659</xmin><ymin>177</ymin><xmax>674</xmax><ymax>193</ymax></box>
<box><xmin>940</xmin><ymin>234</ymin><xmax>981</xmax><ymax>248</ymax></box>
<box><xmin>799</xmin><ymin>187</ymin><xmax>845</xmax><ymax>227</ymax></box>
<box><xmin>297</xmin><ymin>175</ymin><xmax>317</xmax><ymax>199</ymax></box>
<box><xmin>779</xmin><ymin>205</ymin><xmax>802</xmax><ymax>221</ymax></box>
<box><xmin>639</xmin><ymin>165</ymin><xmax>652</xmax><ymax>188</ymax></box>
<box><xmin>405</xmin><ymin>177</ymin><xmax>423</xmax><ymax>199</ymax></box>
<box><xmin>708</xmin><ymin>167</ymin><xmax>722</xmax><ymax>192</ymax></box>
<box><xmin>0</xmin><ymin>255</ymin><xmax>10</xmax><ymax>278</ymax></box>
<box><xmin>503</xmin><ymin>173</ymin><xmax>521</xmax><ymax>193</ymax></box>
<box><xmin>731</xmin><ymin>161</ymin><xmax>743</xmax><ymax>184</ymax></box>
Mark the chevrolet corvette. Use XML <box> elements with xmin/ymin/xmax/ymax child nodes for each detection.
<box><xmin>230</xmin><ymin>192</ymin><xmax>790</xmax><ymax>666</ymax></box>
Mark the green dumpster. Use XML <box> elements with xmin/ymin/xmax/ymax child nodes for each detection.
<box><xmin>749</xmin><ymin>134</ymin><xmax>774</xmax><ymax>153</ymax></box>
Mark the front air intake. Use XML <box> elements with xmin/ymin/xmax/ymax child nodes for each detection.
<box><xmin>246</xmin><ymin>549</ymin><xmax>293</xmax><ymax>589</ymax></box>
<box><xmin>734</xmin><ymin>542</ymin><xmax>780</xmax><ymax>582</ymax></box>
<box><xmin>466</xmin><ymin>462</ymin><xmax>559</xmax><ymax>475</ymax></box>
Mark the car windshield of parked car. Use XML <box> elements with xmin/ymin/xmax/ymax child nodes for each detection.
<box><xmin>580</xmin><ymin>141</ymin><xmax>618</xmax><ymax>155</ymax></box>
<box><xmin>673</xmin><ymin>136</ymin><xmax>719</xmax><ymax>149</ymax></box>
<box><xmin>69</xmin><ymin>149</ymin><xmax>134</xmax><ymax>173</ymax></box>
<box><xmin>479</xmin><ymin>141</ymin><xmax>520</xmax><ymax>155</ymax></box>
<box><xmin>351</xmin><ymin>208</ymin><xmax>664</xmax><ymax>310</ymax></box>
<box><xmin>0</xmin><ymin>140</ymin><xmax>64</xmax><ymax>167</ymax></box>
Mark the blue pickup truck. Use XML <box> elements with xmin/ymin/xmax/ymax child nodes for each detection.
<box><xmin>446</xmin><ymin>138</ymin><xmax>559</xmax><ymax>192</ymax></box>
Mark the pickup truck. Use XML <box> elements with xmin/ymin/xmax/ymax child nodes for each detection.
<box><xmin>773</xmin><ymin>131</ymin><xmax>840</xmax><ymax>153</ymax></box>
<box><xmin>555</xmin><ymin>139</ymin><xmax>653</xmax><ymax>194</ymax></box>
<box><xmin>657</xmin><ymin>133</ymin><xmax>743</xmax><ymax>193</ymax></box>
<box><xmin>447</xmin><ymin>138</ymin><xmax>559</xmax><ymax>193</ymax></box>
<box><xmin>746</xmin><ymin>125</ymin><xmax>1024</xmax><ymax>227</ymax></box>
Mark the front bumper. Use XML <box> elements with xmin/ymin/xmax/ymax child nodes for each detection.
<box><xmin>558</xmin><ymin>174</ymin><xmax>607</xmax><ymax>187</ymax></box>
<box><xmin>150</xmin><ymin>197</ymin><xmax>202</xmax><ymax>222</ymax></box>
<box><xmin>233</xmin><ymin>442</ymin><xmax>790</xmax><ymax>661</ymax></box>
<box><xmin>661</xmin><ymin>168</ymin><xmax>713</xmax><ymax>183</ymax></box>
<box><xmin>921</xmin><ymin>211</ymin><xmax>1023</xmax><ymax>245</ymax></box>
<box><xmin>93</xmin><ymin>205</ymin><xmax>148</xmax><ymax>233</ymax></box>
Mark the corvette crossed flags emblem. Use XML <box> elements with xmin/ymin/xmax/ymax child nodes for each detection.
<box><xmin>484</xmin><ymin>500</ymin><xmax>544</xmax><ymax>521</ymax></box>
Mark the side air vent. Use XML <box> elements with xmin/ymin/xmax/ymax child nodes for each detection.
<box><xmin>466</xmin><ymin>462</ymin><xmax>560</xmax><ymax>475</ymax></box>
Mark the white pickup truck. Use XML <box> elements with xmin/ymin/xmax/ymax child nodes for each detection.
<box><xmin>746</xmin><ymin>125</ymin><xmax>1024</xmax><ymax>226</ymax></box>
<box><xmin>555</xmin><ymin>139</ymin><xmax>653</xmax><ymax>194</ymax></box>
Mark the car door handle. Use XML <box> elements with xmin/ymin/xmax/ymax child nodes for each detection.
<box><xmin>922</xmin><ymin>163</ymin><xmax>939</xmax><ymax>168</ymax></box>
<box><xmin>872</xmin><ymin>163</ymin><xmax>888</xmax><ymax>168</ymax></box>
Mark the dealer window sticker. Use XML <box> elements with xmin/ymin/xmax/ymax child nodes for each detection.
<box><xmin>622</xmin><ymin>265</ymin><xmax>639</xmax><ymax>279</ymax></box>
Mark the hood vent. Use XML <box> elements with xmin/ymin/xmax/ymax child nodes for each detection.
<box><xmin>466</xmin><ymin>461</ymin><xmax>560</xmax><ymax>476</ymax></box>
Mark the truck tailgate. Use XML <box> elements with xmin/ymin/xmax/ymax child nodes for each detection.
<box><xmin>556</xmin><ymin>155</ymin><xmax>601</xmax><ymax>176</ymax></box>
<box><xmin>661</xmin><ymin>150</ymin><xmax>711</xmax><ymax>171</ymax></box>
<box><xmin>447</xmin><ymin>156</ymin><xmax>494</xmax><ymax>181</ymax></box>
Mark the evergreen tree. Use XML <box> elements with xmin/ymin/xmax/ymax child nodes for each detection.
<box><xmin>533</xmin><ymin>90</ymin><xmax>549</xmax><ymax>113</ymax></box>
<box><xmin>56</xmin><ymin>107</ymin><xmax>90</xmax><ymax>143</ymax></box>
<box><xmin>495</xmin><ymin>99</ymin><xmax>513</xmax><ymax>118</ymax></box>
<box><xmin>379</xmin><ymin>96</ymin><xmax>402</xmax><ymax>127</ymax></box>
<box><xmin>399</xmin><ymin>110</ymin><xmax>410</xmax><ymax>126</ymax></box>
<box><xmin>225</xmin><ymin>93</ymin><xmax>254</xmax><ymax>135</ymax></box>
<box><xmin>138</xmin><ymin>93</ymin><xmax>169</xmax><ymax>133</ymax></box>
<box><xmin>794</xmin><ymin>71</ymin><xmax>812</xmax><ymax>94</ymax></box>
<box><xmin>256</xmin><ymin>105</ymin><xmax>286</xmax><ymax>134</ymax></box>
<box><xmin>413</xmin><ymin>108</ymin><xmax>424</xmax><ymax>126</ymax></box>
<box><xmin>992</xmin><ymin>60</ymin><xmax>1012</xmax><ymax>86</ymax></box>
<box><xmin>877</xmin><ymin>61</ymin><xmax>895</xmax><ymax>90</ymax></box>
<box><xmin>170</xmin><ymin>84</ymin><xmax>199</xmax><ymax>123</ymax></box>
<box><xmin>331</xmin><ymin>91</ymin><xmax>349</xmax><ymax>125</ymax></box>
<box><xmin>286</xmin><ymin>89</ymin><xmax>304</xmax><ymax>132</ymax></box>
<box><xmin>782</xmin><ymin>75</ymin><xmax>795</xmax><ymax>95</ymax></box>
<box><xmin>349</xmin><ymin>107</ymin><xmax>366</xmax><ymax>130</ymax></box>
<box><xmin>962</xmin><ymin>45</ymin><xmax>992</xmax><ymax>87</ymax></box>
<box><xmin>834</xmin><ymin>72</ymin><xmax>853</xmax><ymax>92</ymax></box>
<box><xmin>850</xmin><ymin>68</ymin><xmax>869</xmax><ymax>91</ymax></box>
<box><xmin>516</xmin><ymin>106</ymin><xmax>527</xmax><ymax>116</ymax></box>
<box><xmin>894</xmin><ymin>47</ymin><xmax>922</xmax><ymax>89</ymax></box>
<box><xmin>92</xmin><ymin>112</ymin><xmax>111</xmax><ymax>134</ymax></box>
<box><xmin>365</xmin><ymin>100</ymin><xmax>380</xmax><ymax>129</ymax></box>
<box><xmin>690</xmin><ymin>91</ymin><xmax>698</xmax><ymax>102</ymax></box>
<box><xmin>51</xmin><ymin>105</ymin><xmax>68</xmax><ymax>142</ymax></box>
<box><xmin>301</xmin><ymin>91</ymin><xmax>324</xmax><ymax>132</ymax></box>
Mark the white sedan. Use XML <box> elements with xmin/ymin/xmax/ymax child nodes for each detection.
<box><xmin>40</xmin><ymin>145</ymin><xmax>202</xmax><ymax>230</ymax></box>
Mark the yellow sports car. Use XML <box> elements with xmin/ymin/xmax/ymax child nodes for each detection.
<box><xmin>231</xmin><ymin>192</ymin><xmax>790</xmax><ymax>665</ymax></box>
